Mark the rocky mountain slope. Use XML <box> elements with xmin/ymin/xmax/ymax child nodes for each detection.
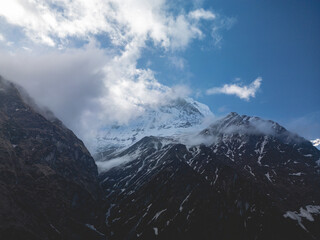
<box><xmin>95</xmin><ymin>98</ymin><xmax>213</xmax><ymax>160</ymax></box>
<box><xmin>99</xmin><ymin>113</ymin><xmax>320</xmax><ymax>240</ymax></box>
<box><xmin>0</xmin><ymin>77</ymin><xmax>105</xmax><ymax>240</ymax></box>
<box><xmin>2</xmin><ymin>74</ymin><xmax>319</xmax><ymax>240</ymax></box>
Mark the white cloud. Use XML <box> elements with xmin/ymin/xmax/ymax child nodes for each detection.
<box><xmin>189</xmin><ymin>9</ymin><xmax>215</xmax><ymax>20</ymax></box>
<box><xmin>0</xmin><ymin>33</ymin><xmax>4</xmax><ymax>41</ymax></box>
<box><xmin>0</xmin><ymin>41</ymin><xmax>190</xmax><ymax>151</ymax></box>
<box><xmin>0</xmin><ymin>42</ymin><xmax>106</xmax><ymax>132</ymax></box>
<box><xmin>0</xmin><ymin>0</ymin><xmax>218</xmax><ymax>50</ymax></box>
<box><xmin>22</xmin><ymin>46</ymin><xmax>32</xmax><ymax>51</ymax></box>
<box><xmin>206</xmin><ymin>77</ymin><xmax>262</xmax><ymax>101</ymax></box>
<box><xmin>0</xmin><ymin>1</ymin><xmax>232</xmax><ymax>152</ymax></box>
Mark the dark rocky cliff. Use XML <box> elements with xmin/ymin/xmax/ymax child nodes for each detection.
<box><xmin>0</xmin><ymin>77</ymin><xmax>105</xmax><ymax>240</ymax></box>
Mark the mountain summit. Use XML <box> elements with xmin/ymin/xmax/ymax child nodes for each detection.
<box><xmin>311</xmin><ymin>139</ymin><xmax>320</xmax><ymax>150</ymax></box>
<box><xmin>95</xmin><ymin>97</ymin><xmax>213</xmax><ymax>159</ymax></box>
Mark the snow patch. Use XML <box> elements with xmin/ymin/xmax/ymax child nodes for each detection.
<box><xmin>85</xmin><ymin>224</ymin><xmax>105</xmax><ymax>236</ymax></box>
<box><xmin>257</xmin><ymin>136</ymin><xmax>268</xmax><ymax>165</ymax></box>
<box><xmin>245</xmin><ymin>165</ymin><xmax>255</xmax><ymax>177</ymax></box>
<box><xmin>289</xmin><ymin>172</ymin><xmax>303</xmax><ymax>176</ymax></box>
<box><xmin>265</xmin><ymin>172</ymin><xmax>272</xmax><ymax>183</ymax></box>
<box><xmin>153</xmin><ymin>227</ymin><xmax>158</xmax><ymax>235</ymax></box>
<box><xmin>284</xmin><ymin>205</ymin><xmax>320</xmax><ymax>231</ymax></box>
<box><xmin>213</xmin><ymin>168</ymin><xmax>219</xmax><ymax>184</ymax></box>
<box><xmin>311</xmin><ymin>139</ymin><xmax>320</xmax><ymax>148</ymax></box>
<box><xmin>180</xmin><ymin>192</ymin><xmax>192</xmax><ymax>212</ymax></box>
<box><xmin>152</xmin><ymin>209</ymin><xmax>167</xmax><ymax>221</ymax></box>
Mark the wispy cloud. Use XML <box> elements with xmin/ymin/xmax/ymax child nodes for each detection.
<box><xmin>206</xmin><ymin>77</ymin><xmax>262</xmax><ymax>101</ymax></box>
<box><xmin>210</xmin><ymin>15</ymin><xmax>236</xmax><ymax>48</ymax></box>
<box><xmin>168</xmin><ymin>56</ymin><xmax>186</xmax><ymax>70</ymax></box>
<box><xmin>189</xmin><ymin>9</ymin><xmax>216</xmax><ymax>20</ymax></box>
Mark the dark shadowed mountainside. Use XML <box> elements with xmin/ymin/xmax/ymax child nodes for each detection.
<box><xmin>99</xmin><ymin>113</ymin><xmax>320</xmax><ymax>240</ymax></box>
<box><xmin>0</xmin><ymin>77</ymin><xmax>105</xmax><ymax>240</ymax></box>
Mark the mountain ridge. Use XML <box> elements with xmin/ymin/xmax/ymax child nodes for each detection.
<box><xmin>2</xmin><ymin>75</ymin><xmax>320</xmax><ymax>240</ymax></box>
<box><xmin>99</xmin><ymin>112</ymin><xmax>320</xmax><ymax>240</ymax></box>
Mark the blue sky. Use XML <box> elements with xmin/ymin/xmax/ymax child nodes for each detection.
<box><xmin>138</xmin><ymin>0</ymin><xmax>320</xmax><ymax>138</ymax></box>
<box><xmin>209</xmin><ymin>0</ymin><xmax>320</xmax><ymax>138</ymax></box>
<box><xmin>197</xmin><ymin>0</ymin><xmax>319</xmax><ymax>119</ymax></box>
<box><xmin>0</xmin><ymin>0</ymin><xmax>319</xmax><ymax>142</ymax></box>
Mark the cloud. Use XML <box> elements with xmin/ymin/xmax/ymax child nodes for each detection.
<box><xmin>0</xmin><ymin>33</ymin><xmax>12</xmax><ymax>47</ymax></box>
<box><xmin>0</xmin><ymin>42</ymin><xmax>105</xmax><ymax>139</ymax></box>
<box><xmin>0</xmin><ymin>0</ymin><xmax>219</xmax><ymax>51</ymax></box>
<box><xmin>0</xmin><ymin>41</ymin><xmax>191</xmax><ymax>152</ymax></box>
<box><xmin>210</xmin><ymin>15</ymin><xmax>236</xmax><ymax>47</ymax></box>
<box><xmin>0</xmin><ymin>1</ymin><xmax>232</xmax><ymax>152</ymax></box>
<box><xmin>168</xmin><ymin>56</ymin><xmax>186</xmax><ymax>70</ymax></box>
<box><xmin>206</xmin><ymin>77</ymin><xmax>262</xmax><ymax>101</ymax></box>
<box><xmin>177</xmin><ymin>132</ymin><xmax>217</xmax><ymax>147</ymax></box>
<box><xmin>189</xmin><ymin>9</ymin><xmax>216</xmax><ymax>20</ymax></box>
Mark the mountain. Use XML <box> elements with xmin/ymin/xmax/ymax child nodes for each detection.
<box><xmin>311</xmin><ymin>139</ymin><xmax>320</xmax><ymax>150</ymax></box>
<box><xmin>0</xmin><ymin>77</ymin><xmax>105</xmax><ymax>240</ymax></box>
<box><xmin>99</xmin><ymin>112</ymin><xmax>320</xmax><ymax>240</ymax></box>
<box><xmin>94</xmin><ymin>98</ymin><xmax>213</xmax><ymax>160</ymax></box>
<box><xmin>3</xmin><ymin>73</ymin><xmax>319</xmax><ymax>240</ymax></box>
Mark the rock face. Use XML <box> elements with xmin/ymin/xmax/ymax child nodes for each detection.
<box><xmin>99</xmin><ymin>113</ymin><xmax>320</xmax><ymax>240</ymax></box>
<box><xmin>0</xmin><ymin>77</ymin><xmax>105</xmax><ymax>240</ymax></box>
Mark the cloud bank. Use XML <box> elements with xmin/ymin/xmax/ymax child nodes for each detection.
<box><xmin>0</xmin><ymin>0</ymin><xmax>219</xmax><ymax>50</ymax></box>
<box><xmin>206</xmin><ymin>77</ymin><xmax>262</xmax><ymax>101</ymax></box>
<box><xmin>0</xmin><ymin>42</ymin><xmax>191</xmax><ymax>151</ymax></box>
<box><xmin>0</xmin><ymin>0</ymin><xmax>233</xmax><ymax>151</ymax></box>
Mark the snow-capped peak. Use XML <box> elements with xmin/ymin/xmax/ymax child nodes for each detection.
<box><xmin>202</xmin><ymin>112</ymin><xmax>288</xmax><ymax>137</ymax></box>
<box><xmin>311</xmin><ymin>139</ymin><xmax>320</xmax><ymax>150</ymax></box>
<box><xmin>311</xmin><ymin>139</ymin><xmax>320</xmax><ymax>146</ymax></box>
<box><xmin>95</xmin><ymin>97</ymin><xmax>214</xmax><ymax>158</ymax></box>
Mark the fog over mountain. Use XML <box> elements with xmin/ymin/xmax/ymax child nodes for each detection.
<box><xmin>0</xmin><ymin>44</ymin><xmax>191</xmax><ymax>152</ymax></box>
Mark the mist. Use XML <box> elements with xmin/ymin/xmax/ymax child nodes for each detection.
<box><xmin>0</xmin><ymin>42</ymin><xmax>191</xmax><ymax>152</ymax></box>
<box><xmin>175</xmin><ymin>114</ymin><xmax>305</xmax><ymax>147</ymax></box>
